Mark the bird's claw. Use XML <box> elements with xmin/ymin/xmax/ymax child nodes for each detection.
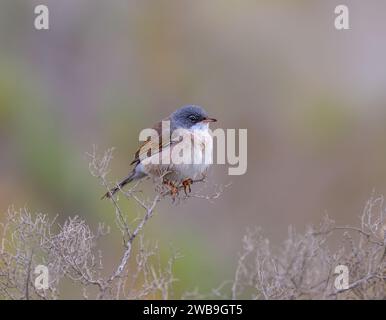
<box><xmin>163</xmin><ymin>179</ymin><xmax>179</xmax><ymax>198</ymax></box>
<box><xmin>182</xmin><ymin>178</ymin><xmax>193</xmax><ymax>196</ymax></box>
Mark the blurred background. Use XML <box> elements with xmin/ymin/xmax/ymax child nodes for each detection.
<box><xmin>1</xmin><ymin>0</ymin><xmax>386</xmax><ymax>298</ymax></box>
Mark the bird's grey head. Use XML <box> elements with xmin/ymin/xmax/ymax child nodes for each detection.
<box><xmin>170</xmin><ymin>105</ymin><xmax>216</xmax><ymax>130</ymax></box>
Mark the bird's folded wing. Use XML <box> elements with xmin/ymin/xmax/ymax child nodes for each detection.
<box><xmin>130</xmin><ymin>118</ymin><xmax>174</xmax><ymax>165</ymax></box>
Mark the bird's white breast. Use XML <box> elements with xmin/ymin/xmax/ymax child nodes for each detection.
<box><xmin>180</xmin><ymin>125</ymin><xmax>213</xmax><ymax>178</ymax></box>
<box><xmin>140</xmin><ymin>124</ymin><xmax>213</xmax><ymax>182</ymax></box>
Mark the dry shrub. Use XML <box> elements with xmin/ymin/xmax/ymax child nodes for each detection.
<box><xmin>0</xmin><ymin>148</ymin><xmax>181</xmax><ymax>300</ymax></box>
<box><xmin>1</xmin><ymin>147</ymin><xmax>384</xmax><ymax>299</ymax></box>
<box><xmin>230</xmin><ymin>195</ymin><xmax>386</xmax><ymax>300</ymax></box>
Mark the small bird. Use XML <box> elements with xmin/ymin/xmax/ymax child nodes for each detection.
<box><xmin>103</xmin><ymin>105</ymin><xmax>217</xmax><ymax>199</ymax></box>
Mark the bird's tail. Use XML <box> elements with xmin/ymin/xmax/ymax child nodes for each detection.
<box><xmin>101</xmin><ymin>172</ymin><xmax>136</xmax><ymax>199</ymax></box>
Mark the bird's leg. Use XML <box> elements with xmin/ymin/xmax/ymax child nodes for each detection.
<box><xmin>163</xmin><ymin>179</ymin><xmax>179</xmax><ymax>197</ymax></box>
<box><xmin>182</xmin><ymin>178</ymin><xmax>193</xmax><ymax>195</ymax></box>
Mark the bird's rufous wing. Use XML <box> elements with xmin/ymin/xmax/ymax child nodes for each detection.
<box><xmin>130</xmin><ymin>117</ymin><xmax>173</xmax><ymax>166</ymax></box>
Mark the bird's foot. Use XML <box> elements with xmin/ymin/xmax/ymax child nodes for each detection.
<box><xmin>182</xmin><ymin>178</ymin><xmax>193</xmax><ymax>196</ymax></box>
<box><xmin>163</xmin><ymin>179</ymin><xmax>179</xmax><ymax>198</ymax></box>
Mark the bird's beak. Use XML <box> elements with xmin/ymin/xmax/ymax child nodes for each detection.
<box><xmin>202</xmin><ymin>117</ymin><xmax>217</xmax><ymax>123</ymax></box>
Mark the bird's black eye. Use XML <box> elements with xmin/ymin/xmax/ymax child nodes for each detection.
<box><xmin>188</xmin><ymin>115</ymin><xmax>198</xmax><ymax>122</ymax></box>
